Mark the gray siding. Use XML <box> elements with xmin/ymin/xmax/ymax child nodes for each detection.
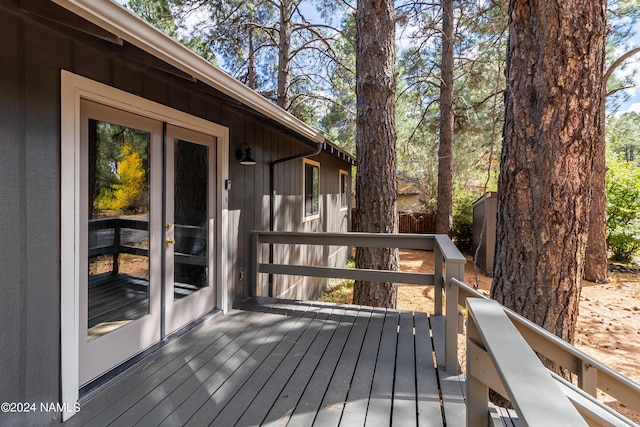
<box><xmin>0</xmin><ymin>9</ymin><xmax>64</xmax><ymax>425</ymax></box>
<box><xmin>0</xmin><ymin>1</ymin><xmax>351</xmax><ymax>424</ymax></box>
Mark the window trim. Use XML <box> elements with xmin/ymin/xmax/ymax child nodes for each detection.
<box><xmin>339</xmin><ymin>169</ymin><xmax>350</xmax><ymax>211</ymax></box>
<box><xmin>302</xmin><ymin>158</ymin><xmax>321</xmax><ymax>221</ymax></box>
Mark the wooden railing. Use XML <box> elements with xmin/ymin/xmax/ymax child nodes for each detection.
<box><xmin>88</xmin><ymin>218</ymin><xmax>149</xmax><ymax>274</ymax></box>
<box><xmin>89</xmin><ymin>218</ymin><xmax>208</xmax><ymax>274</ymax></box>
<box><xmin>453</xmin><ymin>278</ymin><xmax>640</xmax><ymax>424</ymax></box>
<box><xmin>466</xmin><ymin>298</ymin><xmax>588</xmax><ymax>426</ymax></box>
<box><xmin>252</xmin><ymin>231</ymin><xmax>466</xmax><ymax>373</ymax></box>
<box><xmin>251</xmin><ymin>231</ymin><xmax>465</xmax><ymax>316</ymax></box>
<box><xmin>251</xmin><ymin>231</ymin><xmax>640</xmax><ymax>425</ymax></box>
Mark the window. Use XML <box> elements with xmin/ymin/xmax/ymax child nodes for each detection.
<box><xmin>303</xmin><ymin>159</ymin><xmax>320</xmax><ymax>219</ymax></box>
<box><xmin>340</xmin><ymin>170</ymin><xmax>349</xmax><ymax>209</ymax></box>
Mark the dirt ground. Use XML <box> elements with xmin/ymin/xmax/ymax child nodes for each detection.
<box><xmin>395</xmin><ymin>249</ymin><xmax>640</xmax><ymax>422</ymax></box>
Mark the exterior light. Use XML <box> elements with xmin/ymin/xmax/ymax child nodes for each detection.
<box><xmin>236</xmin><ymin>143</ymin><xmax>256</xmax><ymax>165</ymax></box>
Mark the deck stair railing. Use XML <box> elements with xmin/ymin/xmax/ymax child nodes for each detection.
<box><xmin>451</xmin><ymin>277</ymin><xmax>640</xmax><ymax>425</ymax></box>
<box><xmin>466</xmin><ymin>297</ymin><xmax>639</xmax><ymax>426</ymax></box>
<box><xmin>251</xmin><ymin>231</ymin><xmax>640</xmax><ymax>425</ymax></box>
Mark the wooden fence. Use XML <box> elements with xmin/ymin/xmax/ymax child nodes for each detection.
<box><xmin>398</xmin><ymin>212</ymin><xmax>436</xmax><ymax>234</ymax></box>
<box><xmin>351</xmin><ymin>210</ymin><xmax>437</xmax><ymax>233</ymax></box>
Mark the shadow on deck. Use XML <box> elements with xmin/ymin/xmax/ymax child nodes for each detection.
<box><xmin>63</xmin><ymin>298</ymin><xmax>466</xmax><ymax>426</ymax></box>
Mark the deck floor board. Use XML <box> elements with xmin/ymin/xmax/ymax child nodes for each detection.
<box><xmin>63</xmin><ymin>299</ymin><xmax>466</xmax><ymax>427</ymax></box>
<box><xmin>339</xmin><ymin>307</ymin><xmax>386</xmax><ymax>426</ymax></box>
<box><xmin>76</xmin><ymin>310</ymin><xmax>259</xmax><ymax>427</ymax></box>
<box><xmin>312</xmin><ymin>306</ymin><xmax>374</xmax><ymax>427</ymax></box>
<box><xmin>431</xmin><ymin>315</ymin><xmax>467</xmax><ymax>427</ymax></box>
<box><xmin>392</xmin><ymin>310</ymin><xmax>419</xmax><ymax>427</ymax></box>
<box><xmin>365</xmin><ymin>309</ymin><xmax>399</xmax><ymax>427</ymax></box>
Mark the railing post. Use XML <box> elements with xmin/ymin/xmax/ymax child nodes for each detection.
<box><xmin>251</xmin><ymin>231</ymin><xmax>259</xmax><ymax>297</ymax></box>
<box><xmin>434</xmin><ymin>243</ymin><xmax>443</xmax><ymax>316</ymax></box>
<box><xmin>445</xmin><ymin>261</ymin><xmax>465</xmax><ymax>373</ymax></box>
<box><xmin>579</xmin><ymin>360</ymin><xmax>598</xmax><ymax>398</ymax></box>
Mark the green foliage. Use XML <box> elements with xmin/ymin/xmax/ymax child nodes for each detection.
<box><xmin>126</xmin><ymin>0</ymin><xmax>217</xmax><ymax>63</ymax></box>
<box><xmin>317</xmin><ymin>257</ymin><xmax>355</xmax><ymax>304</ymax></box>
<box><xmin>606</xmin><ymin>152</ymin><xmax>640</xmax><ymax>263</ymax></box>
<box><xmin>394</xmin><ymin>1</ymin><xmax>504</xmax><ymax>209</ymax></box>
<box><xmin>607</xmin><ymin>112</ymin><xmax>640</xmax><ymax>163</ymax></box>
<box><xmin>451</xmin><ymin>188</ymin><xmax>480</xmax><ymax>254</ymax></box>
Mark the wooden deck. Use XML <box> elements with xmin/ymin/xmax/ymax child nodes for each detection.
<box><xmin>62</xmin><ymin>298</ymin><xmax>469</xmax><ymax>426</ymax></box>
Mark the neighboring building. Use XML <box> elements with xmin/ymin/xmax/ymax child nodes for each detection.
<box><xmin>0</xmin><ymin>0</ymin><xmax>354</xmax><ymax>424</ymax></box>
<box><xmin>397</xmin><ymin>174</ymin><xmax>428</xmax><ymax>213</ymax></box>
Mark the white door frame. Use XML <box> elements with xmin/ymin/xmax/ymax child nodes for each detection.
<box><xmin>60</xmin><ymin>71</ymin><xmax>229</xmax><ymax>420</ymax></box>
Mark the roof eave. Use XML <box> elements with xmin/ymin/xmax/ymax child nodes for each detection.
<box><xmin>51</xmin><ymin>0</ymin><xmax>326</xmax><ymax>145</ymax></box>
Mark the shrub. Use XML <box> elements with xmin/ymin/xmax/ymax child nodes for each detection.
<box><xmin>452</xmin><ymin>189</ymin><xmax>478</xmax><ymax>254</ymax></box>
<box><xmin>606</xmin><ymin>153</ymin><xmax>640</xmax><ymax>263</ymax></box>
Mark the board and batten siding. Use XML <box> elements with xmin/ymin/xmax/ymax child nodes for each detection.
<box><xmin>0</xmin><ymin>1</ymin><xmax>351</xmax><ymax>425</ymax></box>
<box><xmin>266</xmin><ymin>154</ymin><xmax>352</xmax><ymax>300</ymax></box>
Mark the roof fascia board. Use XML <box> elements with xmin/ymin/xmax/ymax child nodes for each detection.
<box><xmin>51</xmin><ymin>0</ymin><xmax>325</xmax><ymax>144</ymax></box>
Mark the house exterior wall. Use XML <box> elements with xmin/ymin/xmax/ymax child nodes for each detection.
<box><xmin>267</xmin><ymin>154</ymin><xmax>352</xmax><ymax>300</ymax></box>
<box><xmin>0</xmin><ymin>1</ymin><xmax>351</xmax><ymax>424</ymax></box>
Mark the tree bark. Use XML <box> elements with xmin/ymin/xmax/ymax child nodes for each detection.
<box><xmin>435</xmin><ymin>0</ymin><xmax>454</xmax><ymax>236</ymax></box>
<box><xmin>492</xmin><ymin>0</ymin><xmax>606</xmax><ymax>350</ymax></box>
<box><xmin>584</xmin><ymin>104</ymin><xmax>608</xmax><ymax>283</ymax></box>
<box><xmin>277</xmin><ymin>0</ymin><xmax>292</xmax><ymax>110</ymax></box>
<box><xmin>352</xmin><ymin>0</ymin><xmax>399</xmax><ymax>308</ymax></box>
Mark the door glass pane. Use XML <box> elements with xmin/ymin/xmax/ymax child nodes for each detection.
<box><xmin>173</xmin><ymin>139</ymin><xmax>209</xmax><ymax>300</ymax></box>
<box><xmin>87</xmin><ymin>119</ymin><xmax>150</xmax><ymax>341</ymax></box>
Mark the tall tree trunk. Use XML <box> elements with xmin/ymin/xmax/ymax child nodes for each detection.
<box><xmin>584</xmin><ymin>46</ymin><xmax>640</xmax><ymax>283</ymax></box>
<box><xmin>277</xmin><ymin>0</ymin><xmax>292</xmax><ymax>110</ymax></box>
<box><xmin>584</xmin><ymin>104</ymin><xmax>608</xmax><ymax>283</ymax></box>
<box><xmin>248</xmin><ymin>24</ymin><xmax>257</xmax><ymax>90</ymax></box>
<box><xmin>352</xmin><ymin>0</ymin><xmax>398</xmax><ymax>308</ymax></box>
<box><xmin>492</xmin><ymin>0</ymin><xmax>606</xmax><ymax>351</ymax></box>
<box><xmin>435</xmin><ymin>0</ymin><xmax>454</xmax><ymax>236</ymax></box>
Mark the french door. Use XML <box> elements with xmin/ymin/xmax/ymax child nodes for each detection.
<box><xmin>78</xmin><ymin>101</ymin><xmax>216</xmax><ymax>386</ymax></box>
<box><xmin>164</xmin><ymin>125</ymin><xmax>216</xmax><ymax>333</ymax></box>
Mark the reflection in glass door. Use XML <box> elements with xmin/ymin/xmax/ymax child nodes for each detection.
<box><xmin>87</xmin><ymin>120</ymin><xmax>151</xmax><ymax>340</ymax></box>
<box><xmin>165</xmin><ymin>126</ymin><xmax>216</xmax><ymax>334</ymax></box>
<box><xmin>173</xmin><ymin>139</ymin><xmax>209</xmax><ymax>300</ymax></box>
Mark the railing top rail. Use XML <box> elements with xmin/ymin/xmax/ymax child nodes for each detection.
<box><xmin>88</xmin><ymin>217</ymin><xmax>149</xmax><ymax>231</ymax></box>
<box><xmin>452</xmin><ymin>277</ymin><xmax>640</xmax><ymax>411</ymax></box>
<box><xmin>434</xmin><ymin>234</ymin><xmax>466</xmax><ymax>263</ymax></box>
<box><xmin>254</xmin><ymin>230</ymin><xmax>439</xmax><ymax>238</ymax></box>
<box><xmin>252</xmin><ymin>230</ymin><xmax>466</xmax><ymax>263</ymax></box>
<box><xmin>467</xmin><ymin>298</ymin><xmax>588</xmax><ymax>426</ymax></box>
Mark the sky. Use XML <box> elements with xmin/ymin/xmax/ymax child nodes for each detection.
<box><xmin>112</xmin><ymin>0</ymin><xmax>640</xmax><ymax>114</ymax></box>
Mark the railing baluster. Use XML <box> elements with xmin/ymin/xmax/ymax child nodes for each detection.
<box><xmin>445</xmin><ymin>262</ymin><xmax>462</xmax><ymax>373</ymax></box>
<box><xmin>434</xmin><ymin>246</ymin><xmax>443</xmax><ymax>316</ymax></box>
<box><xmin>113</xmin><ymin>220</ymin><xmax>121</xmax><ymax>275</ymax></box>
<box><xmin>579</xmin><ymin>359</ymin><xmax>598</xmax><ymax>398</ymax></box>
